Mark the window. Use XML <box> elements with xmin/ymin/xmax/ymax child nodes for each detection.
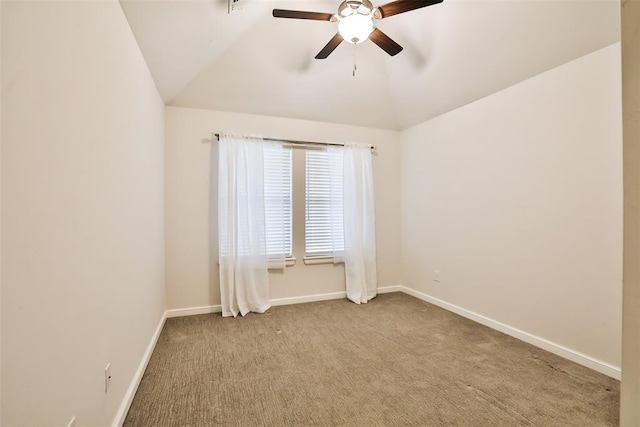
<box><xmin>217</xmin><ymin>140</ymin><xmax>292</xmax><ymax>264</ymax></box>
<box><xmin>305</xmin><ymin>148</ymin><xmax>344</xmax><ymax>257</ymax></box>
<box><xmin>264</xmin><ymin>143</ymin><xmax>293</xmax><ymax>258</ymax></box>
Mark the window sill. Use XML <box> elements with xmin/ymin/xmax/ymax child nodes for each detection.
<box><xmin>268</xmin><ymin>257</ymin><xmax>296</xmax><ymax>269</ymax></box>
<box><xmin>303</xmin><ymin>256</ymin><xmax>336</xmax><ymax>265</ymax></box>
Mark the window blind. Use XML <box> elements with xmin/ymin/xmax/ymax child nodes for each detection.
<box><xmin>264</xmin><ymin>143</ymin><xmax>293</xmax><ymax>258</ymax></box>
<box><xmin>305</xmin><ymin>149</ymin><xmax>344</xmax><ymax>256</ymax></box>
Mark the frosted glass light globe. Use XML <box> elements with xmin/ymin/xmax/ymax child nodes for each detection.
<box><xmin>338</xmin><ymin>14</ymin><xmax>374</xmax><ymax>44</ymax></box>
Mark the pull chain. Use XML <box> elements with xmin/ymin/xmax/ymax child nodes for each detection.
<box><xmin>353</xmin><ymin>44</ymin><xmax>357</xmax><ymax>77</ymax></box>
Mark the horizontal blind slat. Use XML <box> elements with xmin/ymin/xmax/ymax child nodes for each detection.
<box><xmin>305</xmin><ymin>149</ymin><xmax>344</xmax><ymax>256</ymax></box>
<box><xmin>264</xmin><ymin>145</ymin><xmax>293</xmax><ymax>257</ymax></box>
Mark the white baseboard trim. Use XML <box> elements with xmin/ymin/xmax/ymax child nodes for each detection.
<box><xmin>164</xmin><ymin>294</ymin><xmax>345</xmax><ymax>318</ymax></box>
<box><xmin>166</xmin><ymin>304</ymin><xmax>222</xmax><ymax>318</ymax></box>
<box><xmin>377</xmin><ymin>285</ymin><xmax>402</xmax><ymax>294</ymax></box>
<box><xmin>112</xmin><ymin>311</ymin><xmax>167</xmax><ymax>427</ymax></box>
<box><xmin>398</xmin><ymin>285</ymin><xmax>621</xmax><ymax>380</ymax></box>
<box><xmin>270</xmin><ymin>291</ymin><xmax>346</xmax><ymax>306</ymax></box>
<box><xmin>165</xmin><ymin>286</ymin><xmax>402</xmax><ymax>318</ymax></box>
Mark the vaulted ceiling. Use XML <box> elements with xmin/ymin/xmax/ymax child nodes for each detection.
<box><xmin>120</xmin><ymin>0</ymin><xmax>620</xmax><ymax>130</ymax></box>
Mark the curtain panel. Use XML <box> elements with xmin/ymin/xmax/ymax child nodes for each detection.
<box><xmin>328</xmin><ymin>143</ymin><xmax>378</xmax><ymax>304</ymax></box>
<box><xmin>216</xmin><ymin>133</ymin><xmax>282</xmax><ymax>317</ymax></box>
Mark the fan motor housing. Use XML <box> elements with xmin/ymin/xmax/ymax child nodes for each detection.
<box><xmin>338</xmin><ymin>0</ymin><xmax>374</xmax><ymax>17</ymax></box>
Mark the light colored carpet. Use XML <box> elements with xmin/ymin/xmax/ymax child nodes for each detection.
<box><xmin>124</xmin><ymin>292</ymin><xmax>619</xmax><ymax>426</ymax></box>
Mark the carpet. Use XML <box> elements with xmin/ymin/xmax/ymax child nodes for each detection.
<box><xmin>124</xmin><ymin>292</ymin><xmax>619</xmax><ymax>426</ymax></box>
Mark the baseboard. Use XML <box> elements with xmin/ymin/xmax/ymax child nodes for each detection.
<box><xmin>165</xmin><ymin>285</ymin><xmax>401</xmax><ymax>318</ymax></box>
<box><xmin>166</xmin><ymin>304</ymin><xmax>222</xmax><ymax>318</ymax></box>
<box><xmin>398</xmin><ymin>285</ymin><xmax>621</xmax><ymax>380</ymax></box>
<box><xmin>377</xmin><ymin>285</ymin><xmax>402</xmax><ymax>294</ymax></box>
<box><xmin>270</xmin><ymin>291</ymin><xmax>346</xmax><ymax>306</ymax></box>
<box><xmin>164</xmin><ymin>294</ymin><xmax>345</xmax><ymax>318</ymax></box>
<box><xmin>111</xmin><ymin>311</ymin><xmax>167</xmax><ymax>427</ymax></box>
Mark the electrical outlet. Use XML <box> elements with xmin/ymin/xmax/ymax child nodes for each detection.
<box><xmin>228</xmin><ymin>0</ymin><xmax>244</xmax><ymax>13</ymax></box>
<box><xmin>434</xmin><ymin>270</ymin><xmax>440</xmax><ymax>283</ymax></box>
<box><xmin>67</xmin><ymin>416</ymin><xmax>76</xmax><ymax>427</ymax></box>
<box><xmin>105</xmin><ymin>363</ymin><xmax>112</xmax><ymax>393</ymax></box>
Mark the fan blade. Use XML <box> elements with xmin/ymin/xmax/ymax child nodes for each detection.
<box><xmin>273</xmin><ymin>9</ymin><xmax>334</xmax><ymax>21</ymax></box>
<box><xmin>315</xmin><ymin>33</ymin><xmax>344</xmax><ymax>59</ymax></box>
<box><xmin>377</xmin><ymin>0</ymin><xmax>443</xmax><ymax>19</ymax></box>
<box><xmin>369</xmin><ymin>28</ymin><xmax>403</xmax><ymax>56</ymax></box>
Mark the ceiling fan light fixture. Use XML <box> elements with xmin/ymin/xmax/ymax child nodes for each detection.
<box><xmin>339</xmin><ymin>0</ymin><xmax>374</xmax><ymax>17</ymax></box>
<box><xmin>273</xmin><ymin>0</ymin><xmax>444</xmax><ymax>59</ymax></box>
<box><xmin>338</xmin><ymin>14</ymin><xmax>374</xmax><ymax>44</ymax></box>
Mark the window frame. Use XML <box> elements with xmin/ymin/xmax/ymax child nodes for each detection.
<box><xmin>303</xmin><ymin>148</ymin><xmax>345</xmax><ymax>262</ymax></box>
<box><xmin>263</xmin><ymin>143</ymin><xmax>295</xmax><ymax>266</ymax></box>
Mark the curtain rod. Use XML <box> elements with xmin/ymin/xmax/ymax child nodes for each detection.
<box><xmin>208</xmin><ymin>133</ymin><xmax>375</xmax><ymax>151</ymax></box>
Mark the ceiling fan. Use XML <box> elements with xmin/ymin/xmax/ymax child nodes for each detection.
<box><xmin>273</xmin><ymin>0</ymin><xmax>444</xmax><ymax>59</ymax></box>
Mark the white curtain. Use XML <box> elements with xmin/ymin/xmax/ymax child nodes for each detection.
<box><xmin>216</xmin><ymin>133</ymin><xmax>272</xmax><ymax>317</ymax></box>
<box><xmin>329</xmin><ymin>143</ymin><xmax>378</xmax><ymax>304</ymax></box>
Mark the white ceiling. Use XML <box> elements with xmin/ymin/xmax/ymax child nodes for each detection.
<box><xmin>120</xmin><ymin>0</ymin><xmax>620</xmax><ymax>130</ymax></box>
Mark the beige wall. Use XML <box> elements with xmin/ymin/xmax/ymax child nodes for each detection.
<box><xmin>621</xmin><ymin>0</ymin><xmax>640</xmax><ymax>424</ymax></box>
<box><xmin>0</xmin><ymin>1</ymin><xmax>628</xmax><ymax>424</ymax></box>
<box><xmin>1</xmin><ymin>1</ymin><xmax>165</xmax><ymax>425</ymax></box>
<box><xmin>165</xmin><ymin>106</ymin><xmax>401</xmax><ymax>310</ymax></box>
<box><xmin>0</xmin><ymin>2</ymin><xmax>3</xmax><ymax>422</ymax></box>
<box><xmin>400</xmin><ymin>44</ymin><xmax>623</xmax><ymax>375</ymax></box>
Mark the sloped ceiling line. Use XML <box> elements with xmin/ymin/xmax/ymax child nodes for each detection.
<box><xmin>120</xmin><ymin>0</ymin><xmax>620</xmax><ymax>130</ymax></box>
